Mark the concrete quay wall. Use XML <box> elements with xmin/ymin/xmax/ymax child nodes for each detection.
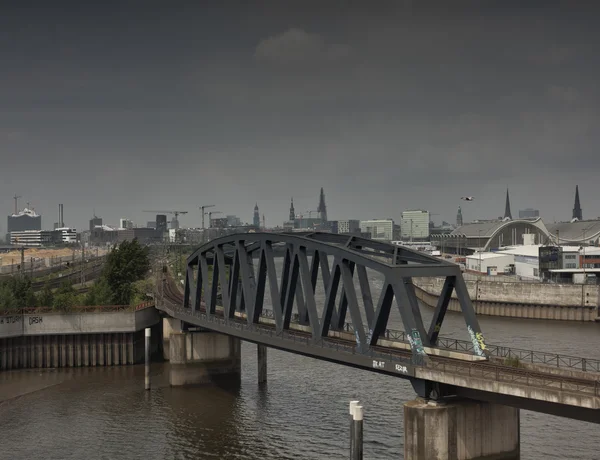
<box><xmin>0</xmin><ymin>307</ymin><xmax>161</xmax><ymax>371</ymax></box>
<box><xmin>413</xmin><ymin>278</ymin><xmax>599</xmax><ymax>321</ymax></box>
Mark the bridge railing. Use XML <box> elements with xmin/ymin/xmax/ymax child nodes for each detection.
<box><xmin>426</xmin><ymin>358</ymin><xmax>600</xmax><ymax>397</ymax></box>
<box><xmin>166</xmin><ymin>303</ymin><xmax>600</xmax><ymax>398</ymax></box>
<box><xmin>260</xmin><ymin>308</ymin><xmax>600</xmax><ymax>374</ymax></box>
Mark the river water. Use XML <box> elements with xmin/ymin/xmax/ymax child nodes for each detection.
<box><xmin>1</xmin><ymin>266</ymin><xmax>599</xmax><ymax>459</ymax></box>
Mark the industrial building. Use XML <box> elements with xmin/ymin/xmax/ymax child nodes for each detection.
<box><xmin>400</xmin><ymin>210</ymin><xmax>430</xmax><ymax>241</ymax></box>
<box><xmin>465</xmin><ymin>252</ymin><xmax>514</xmax><ymax>275</ymax></box>
<box><xmin>360</xmin><ymin>219</ymin><xmax>394</xmax><ymax>241</ymax></box>
<box><xmin>7</xmin><ymin>208</ymin><xmax>41</xmax><ymax>234</ymax></box>
<box><xmin>433</xmin><ymin>218</ymin><xmax>551</xmax><ymax>255</ymax></box>
<box><xmin>10</xmin><ymin>228</ymin><xmax>78</xmax><ymax>247</ymax></box>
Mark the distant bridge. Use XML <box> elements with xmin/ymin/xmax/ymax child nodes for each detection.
<box><xmin>157</xmin><ymin>232</ymin><xmax>600</xmax><ymax>426</ymax></box>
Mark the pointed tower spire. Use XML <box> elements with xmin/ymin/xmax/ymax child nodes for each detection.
<box><xmin>504</xmin><ymin>188</ymin><xmax>512</xmax><ymax>220</ymax></box>
<box><xmin>289</xmin><ymin>197</ymin><xmax>295</xmax><ymax>221</ymax></box>
<box><xmin>253</xmin><ymin>203</ymin><xmax>260</xmax><ymax>227</ymax></box>
<box><xmin>317</xmin><ymin>187</ymin><xmax>328</xmax><ymax>222</ymax></box>
<box><xmin>572</xmin><ymin>185</ymin><xmax>583</xmax><ymax>220</ymax></box>
<box><xmin>456</xmin><ymin>206</ymin><xmax>463</xmax><ymax>227</ymax></box>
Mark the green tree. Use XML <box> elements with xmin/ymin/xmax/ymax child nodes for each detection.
<box><xmin>52</xmin><ymin>280</ymin><xmax>79</xmax><ymax>311</ymax></box>
<box><xmin>130</xmin><ymin>278</ymin><xmax>154</xmax><ymax>306</ymax></box>
<box><xmin>38</xmin><ymin>282</ymin><xmax>55</xmax><ymax>307</ymax></box>
<box><xmin>0</xmin><ymin>277</ymin><xmax>36</xmax><ymax>309</ymax></box>
<box><xmin>103</xmin><ymin>239</ymin><xmax>150</xmax><ymax>305</ymax></box>
<box><xmin>84</xmin><ymin>277</ymin><xmax>113</xmax><ymax>306</ymax></box>
<box><xmin>0</xmin><ymin>280</ymin><xmax>17</xmax><ymax>309</ymax></box>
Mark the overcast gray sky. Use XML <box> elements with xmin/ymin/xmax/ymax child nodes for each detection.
<box><xmin>1</xmin><ymin>1</ymin><xmax>599</xmax><ymax>233</ymax></box>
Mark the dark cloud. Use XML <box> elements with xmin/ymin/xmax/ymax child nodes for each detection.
<box><xmin>1</xmin><ymin>1</ymin><xmax>600</xmax><ymax>234</ymax></box>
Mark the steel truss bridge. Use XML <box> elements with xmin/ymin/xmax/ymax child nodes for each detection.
<box><xmin>157</xmin><ymin>232</ymin><xmax>600</xmax><ymax>423</ymax></box>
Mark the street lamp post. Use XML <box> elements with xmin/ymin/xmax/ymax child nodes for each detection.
<box><xmin>478</xmin><ymin>230</ymin><xmax>482</xmax><ymax>279</ymax></box>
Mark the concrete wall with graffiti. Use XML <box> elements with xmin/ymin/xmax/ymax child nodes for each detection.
<box><xmin>0</xmin><ymin>307</ymin><xmax>159</xmax><ymax>339</ymax></box>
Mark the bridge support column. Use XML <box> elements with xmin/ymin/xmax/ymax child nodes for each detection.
<box><xmin>162</xmin><ymin>317</ymin><xmax>183</xmax><ymax>361</ymax></box>
<box><xmin>404</xmin><ymin>398</ymin><xmax>519</xmax><ymax>460</ymax></box>
<box><xmin>257</xmin><ymin>344</ymin><xmax>267</xmax><ymax>384</ymax></box>
<box><xmin>169</xmin><ymin>331</ymin><xmax>241</xmax><ymax>386</ymax></box>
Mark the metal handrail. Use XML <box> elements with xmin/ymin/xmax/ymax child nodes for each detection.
<box><xmin>260</xmin><ymin>308</ymin><xmax>600</xmax><ymax>374</ymax></box>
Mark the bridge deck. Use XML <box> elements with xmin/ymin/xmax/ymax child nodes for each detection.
<box><xmin>160</xmin><ymin>282</ymin><xmax>600</xmax><ymax>424</ymax></box>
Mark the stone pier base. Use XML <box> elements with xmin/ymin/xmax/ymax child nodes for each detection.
<box><xmin>404</xmin><ymin>398</ymin><xmax>520</xmax><ymax>460</ymax></box>
<box><xmin>169</xmin><ymin>331</ymin><xmax>241</xmax><ymax>386</ymax></box>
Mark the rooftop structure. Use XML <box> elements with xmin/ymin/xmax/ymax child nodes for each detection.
<box><xmin>432</xmin><ymin>218</ymin><xmax>551</xmax><ymax>255</ymax></box>
<box><xmin>547</xmin><ymin>219</ymin><xmax>600</xmax><ymax>245</ymax></box>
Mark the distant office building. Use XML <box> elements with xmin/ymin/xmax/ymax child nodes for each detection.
<box><xmin>117</xmin><ymin>228</ymin><xmax>160</xmax><ymax>244</ymax></box>
<box><xmin>146</xmin><ymin>221</ymin><xmax>156</xmax><ymax>229</ymax></box>
<box><xmin>7</xmin><ymin>208</ymin><xmax>41</xmax><ymax>234</ymax></box>
<box><xmin>90</xmin><ymin>216</ymin><xmax>103</xmax><ymax>233</ymax></box>
<box><xmin>400</xmin><ymin>210</ymin><xmax>430</xmax><ymax>240</ymax></box>
<box><xmin>360</xmin><ymin>219</ymin><xmax>394</xmax><ymax>241</ymax></box>
<box><xmin>119</xmin><ymin>218</ymin><xmax>133</xmax><ymax>230</ymax></box>
<box><xmin>55</xmin><ymin>227</ymin><xmax>78</xmax><ymax>244</ymax></box>
<box><xmin>519</xmin><ymin>208</ymin><xmax>539</xmax><ymax>219</ymax></box>
<box><xmin>10</xmin><ymin>228</ymin><xmax>77</xmax><ymax>247</ymax></box>
<box><xmin>328</xmin><ymin>221</ymin><xmax>339</xmax><ymax>234</ymax></box>
<box><xmin>170</xmin><ymin>218</ymin><xmax>179</xmax><ymax>230</ymax></box>
<box><xmin>226</xmin><ymin>215</ymin><xmax>241</xmax><ymax>227</ymax></box>
<box><xmin>156</xmin><ymin>215</ymin><xmax>168</xmax><ymax>234</ymax></box>
<box><xmin>338</xmin><ymin>219</ymin><xmax>360</xmax><ymax>234</ymax></box>
<box><xmin>211</xmin><ymin>217</ymin><xmax>228</xmax><ymax>228</ymax></box>
<box><xmin>10</xmin><ymin>230</ymin><xmax>56</xmax><ymax>247</ymax></box>
<box><xmin>456</xmin><ymin>206</ymin><xmax>463</xmax><ymax>227</ymax></box>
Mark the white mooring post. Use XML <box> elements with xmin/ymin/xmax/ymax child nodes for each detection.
<box><xmin>145</xmin><ymin>328</ymin><xmax>151</xmax><ymax>390</ymax></box>
<box><xmin>351</xmin><ymin>405</ymin><xmax>364</xmax><ymax>460</ymax></box>
<box><xmin>349</xmin><ymin>400</ymin><xmax>359</xmax><ymax>459</ymax></box>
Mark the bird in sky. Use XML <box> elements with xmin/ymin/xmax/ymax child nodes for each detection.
<box><xmin>461</xmin><ymin>196</ymin><xmax>474</xmax><ymax>201</ymax></box>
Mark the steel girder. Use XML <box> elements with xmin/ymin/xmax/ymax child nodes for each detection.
<box><xmin>184</xmin><ymin>232</ymin><xmax>488</xmax><ymax>364</ymax></box>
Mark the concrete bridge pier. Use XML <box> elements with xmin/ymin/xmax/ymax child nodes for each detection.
<box><xmin>257</xmin><ymin>344</ymin><xmax>267</xmax><ymax>383</ymax></box>
<box><xmin>169</xmin><ymin>330</ymin><xmax>241</xmax><ymax>386</ymax></box>
<box><xmin>404</xmin><ymin>398</ymin><xmax>520</xmax><ymax>460</ymax></box>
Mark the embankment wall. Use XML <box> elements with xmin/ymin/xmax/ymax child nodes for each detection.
<box><xmin>413</xmin><ymin>278</ymin><xmax>600</xmax><ymax>321</ymax></box>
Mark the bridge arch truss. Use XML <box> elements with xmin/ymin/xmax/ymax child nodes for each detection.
<box><xmin>182</xmin><ymin>232</ymin><xmax>488</xmax><ymax>365</ymax></box>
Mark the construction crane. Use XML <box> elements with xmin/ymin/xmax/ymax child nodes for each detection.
<box><xmin>208</xmin><ymin>211</ymin><xmax>222</xmax><ymax>227</ymax></box>
<box><xmin>199</xmin><ymin>205</ymin><xmax>215</xmax><ymax>230</ymax></box>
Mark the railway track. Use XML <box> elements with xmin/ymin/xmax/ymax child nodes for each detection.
<box><xmin>30</xmin><ymin>262</ymin><xmax>105</xmax><ymax>291</ymax></box>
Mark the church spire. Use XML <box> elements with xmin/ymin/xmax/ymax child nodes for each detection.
<box><xmin>456</xmin><ymin>206</ymin><xmax>463</xmax><ymax>227</ymax></box>
<box><xmin>289</xmin><ymin>197</ymin><xmax>295</xmax><ymax>221</ymax></box>
<box><xmin>253</xmin><ymin>203</ymin><xmax>260</xmax><ymax>227</ymax></box>
<box><xmin>572</xmin><ymin>185</ymin><xmax>583</xmax><ymax>220</ymax></box>
<box><xmin>504</xmin><ymin>188</ymin><xmax>512</xmax><ymax>220</ymax></box>
<box><xmin>317</xmin><ymin>187</ymin><xmax>328</xmax><ymax>222</ymax></box>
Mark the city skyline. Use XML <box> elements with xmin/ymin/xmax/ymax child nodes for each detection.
<box><xmin>2</xmin><ymin>2</ymin><xmax>599</xmax><ymax>232</ymax></box>
<box><xmin>1</xmin><ymin>183</ymin><xmax>590</xmax><ymax>234</ymax></box>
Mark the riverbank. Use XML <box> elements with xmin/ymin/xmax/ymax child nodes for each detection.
<box><xmin>0</xmin><ymin>305</ymin><xmax>161</xmax><ymax>371</ymax></box>
<box><xmin>413</xmin><ymin>277</ymin><xmax>600</xmax><ymax>321</ymax></box>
